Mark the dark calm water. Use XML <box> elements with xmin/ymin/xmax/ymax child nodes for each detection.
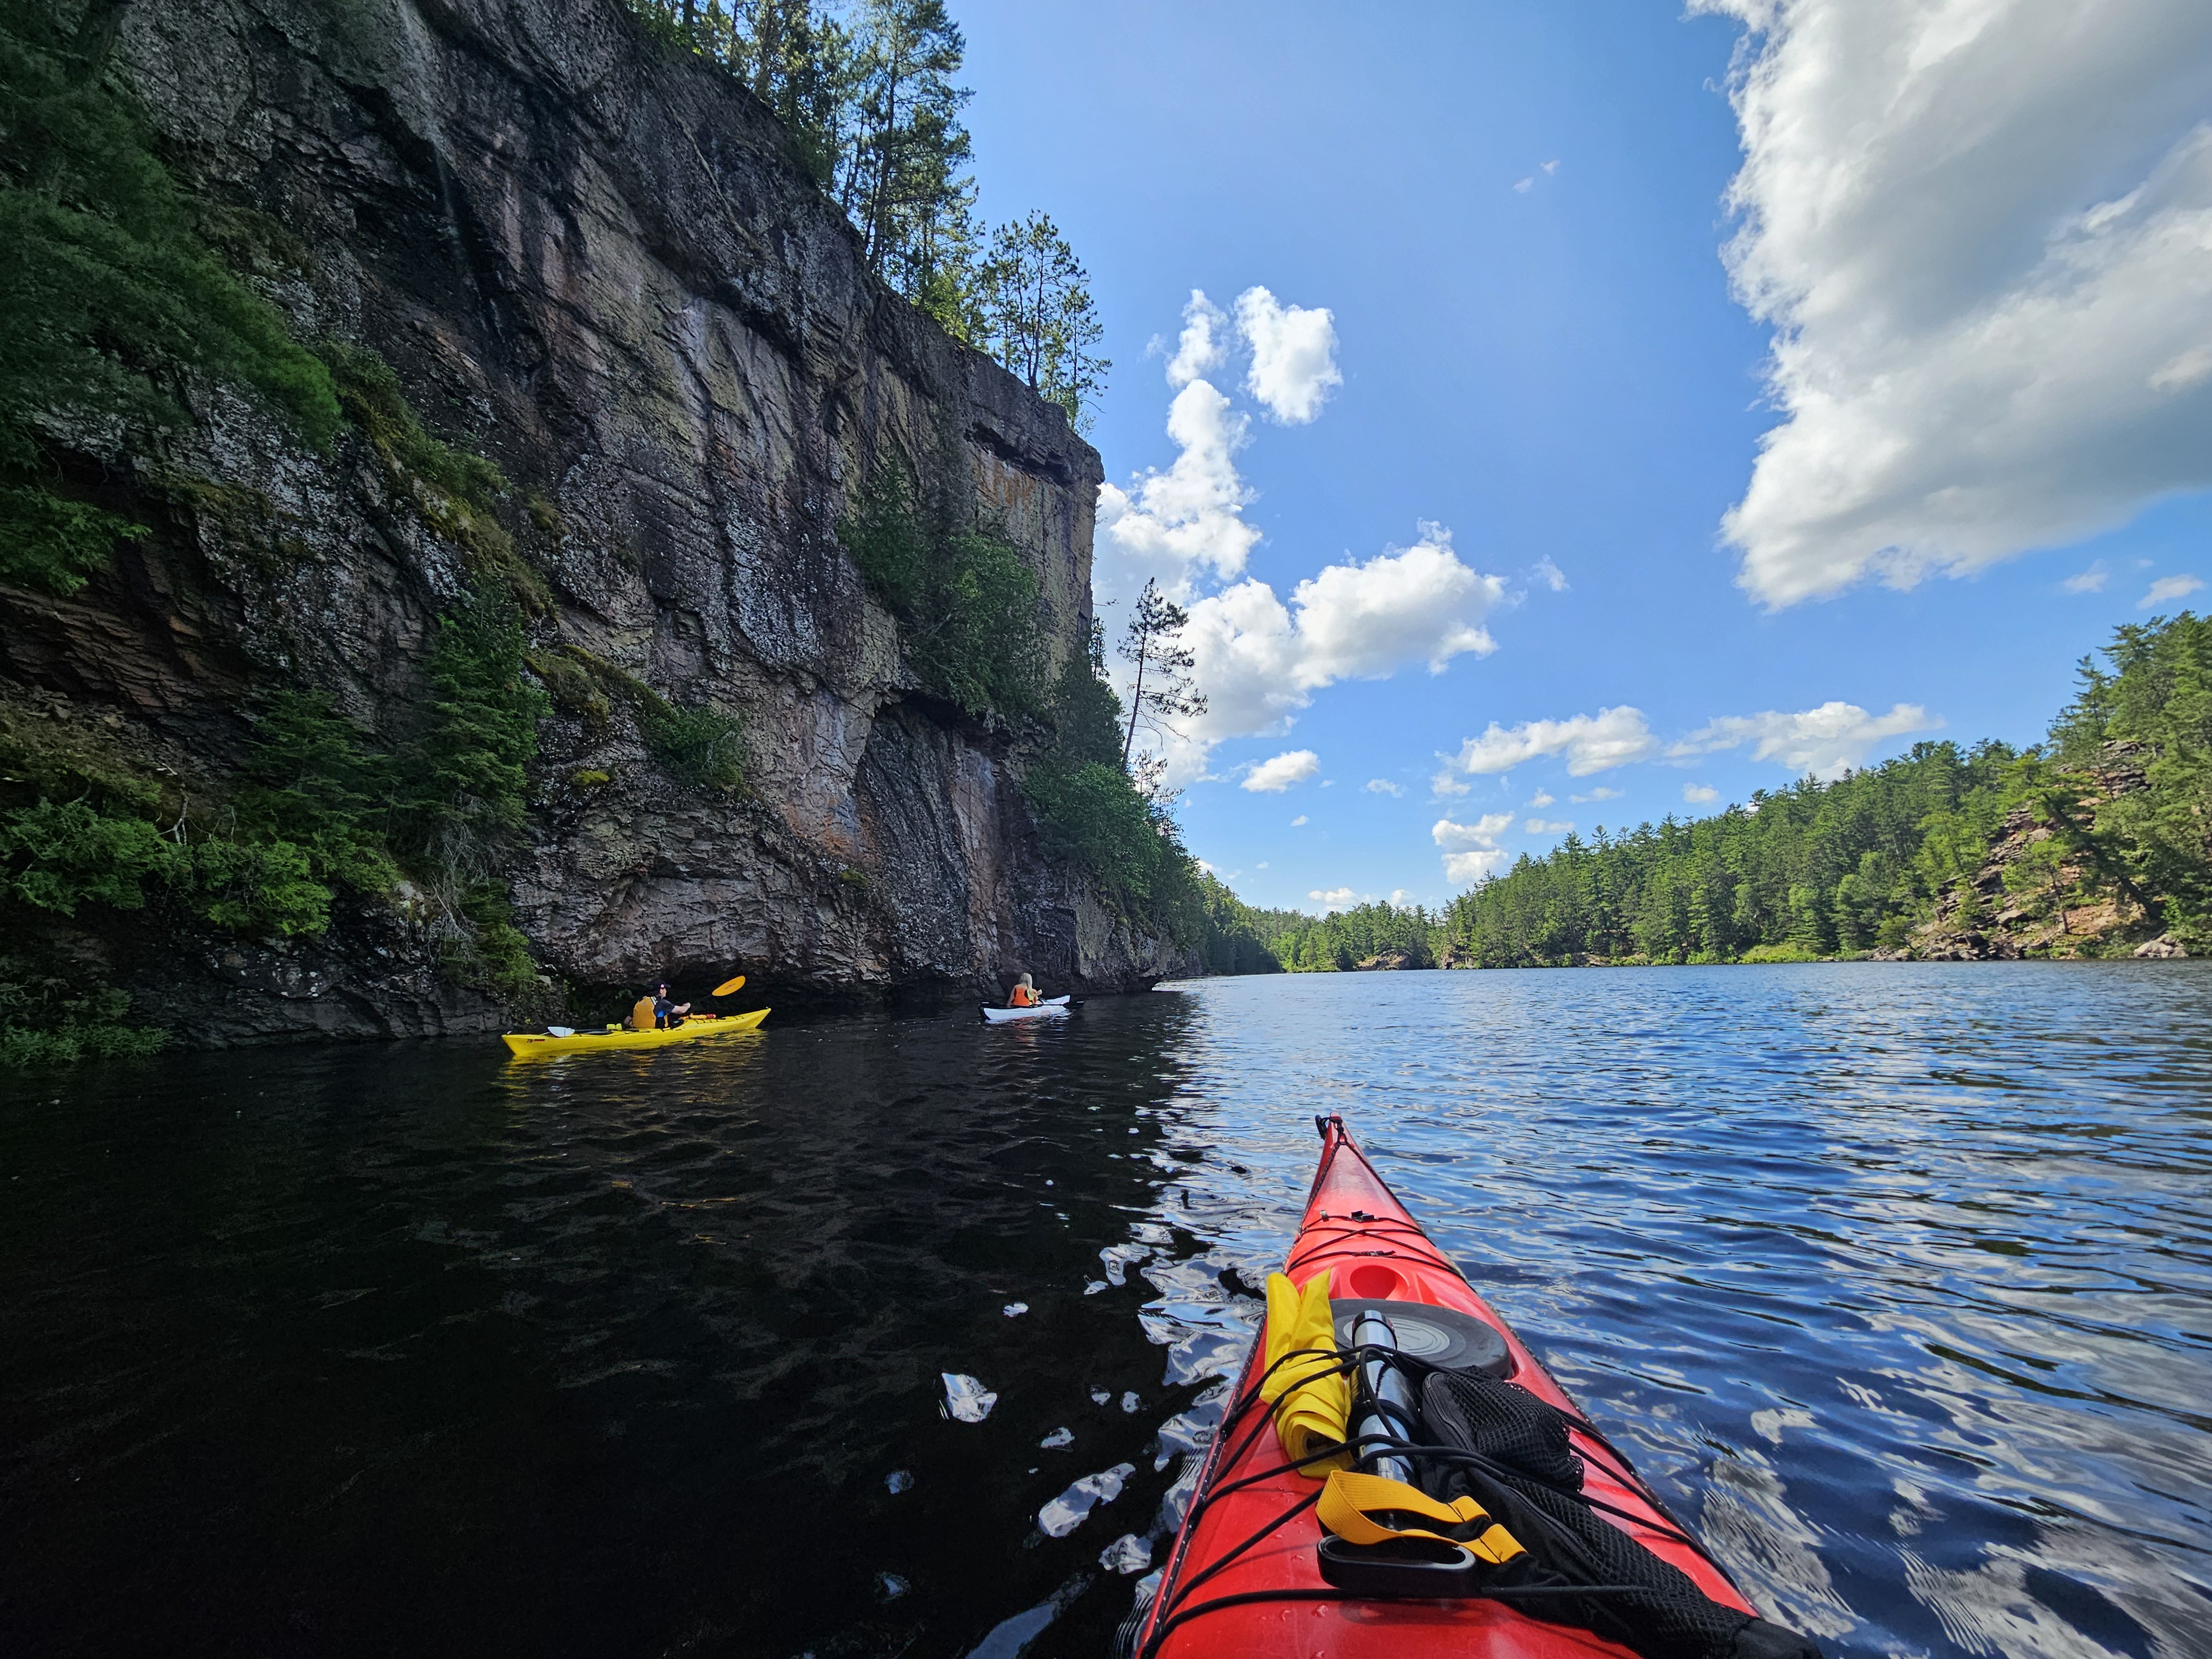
<box><xmin>4</xmin><ymin>964</ymin><xmax>2210</xmax><ymax>1658</ymax></box>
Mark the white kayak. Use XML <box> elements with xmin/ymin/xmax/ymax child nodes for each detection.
<box><xmin>980</xmin><ymin>995</ymin><xmax>1072</xmax><ymax>1024</ymax></box>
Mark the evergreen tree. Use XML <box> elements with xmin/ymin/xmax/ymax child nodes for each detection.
<box><xmin>979</xmin><ymin>212</ymin><xmax>1110</xmax><ymax>430</ymax></box>
<box><xmin>835</xmin><ymin>0</ymin><xmax>971</xmax><ymax>284</ymax></box>
<box><xmin>1117</xmin><ymin>579</ymin><xmax>1206</xmax><ymax>769</ymax></box>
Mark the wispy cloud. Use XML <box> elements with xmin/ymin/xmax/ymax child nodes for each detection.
<box><xmin>1569</xmin><ymin>786</ymin><xmax>1622</xmax><ymax>804</ymax></box>
<box><xmin>1438</xmin><ymin>708</ymin><xmax>1657</xmax><ymax>783</ymax></box>
<box><xmin>1364</xmin><ymin>778</ymin><xmax>1404</xmax><ymax>797</ymax></box>
<box><xmin>1668</xmin><ymin>701</ymin><xmax>1934</xmax><ymax>780</ymax></box>
<box><xmin>2062</xmin><ymin>560</ymin><xmax>2109</xmax><ymax>594</ymax></box>
<box><xmin>2141</xmin><ymin>573</ymin><xmax>2204</xmax><ymax>608</ymax></box>
<box><xmin>1290</xmin><ymin>815</ymin><xmax>1308</xmax><ymax>827</ymax></box>
<box><xmin>1524</xmin><ymin>818</ymin><xmax>1574</xmax><ymax>835</ymax></box>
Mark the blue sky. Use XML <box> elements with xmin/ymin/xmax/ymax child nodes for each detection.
<box><xmin>956</xmin><ymin>0</ymin><xmax>2212</xmax><ymax>912</ymax></box>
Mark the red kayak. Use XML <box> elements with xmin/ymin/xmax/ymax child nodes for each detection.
<box><xmin>1131</xmin><ymin>1115</ymin><xmax>1809</xmax><ymax>1659</ymax></box>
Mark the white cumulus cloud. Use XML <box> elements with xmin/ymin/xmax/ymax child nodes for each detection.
<box><xmin>1439</xmin><ymin>707</ymin><xmax>1657</xmax><ymax>782</ymax></box>
<box><xmin>1433</xmin><ymin>812</ymin><xmax>1514</xmax><ymax>885</ymax></box>
<box><xmin>2062</xmin><ymin>561</ymin><xmax>2110</xmax><ymax>594</ymax></box>
<box><xmin>1161</xmin><ymin>523</ymin><xmax>1506</xmax><ymax>782</ymax></box>
<box><xmin>1700</xmin><ymin>0</ymin><xmax>2212</xmax><ymax>606</ymax></box>
<box><xmin>1235</xmin><ymin>288</ymin><xmax>1342</xmax><ymax>424</ymax></box>
<box><xmin>1683</xmin><ymin>784</ymin><xmax>1721</xmax><ymax>804</ymax></box>
<box><xmin>1528</xmin><ymin>790</ymin><xmax>1555</xmax><ymax>807</ymax></box>
<box><xmin>1165</xmin><ymin>290</ymin><xmax>1228</xmax><ymax>388</ymax></box>
<box><xmin>1668</xmin><ymin>701</ymin><xmax>1934</xmax><ymax>779</ymax></box>
<box><xmin>1364</xmin><ymin>778</ymin><xmax>1405</xmax><ymax>796</ymax></box>
<box><xmin>1242</xmin><ymin>749</ymin><xmax>1320</xmax><ymax>792</ymax></box>
<box><xmin>1094</xmin><ymin>379</ymin><xmax>1258</xmax><ymax>609</ymax></box>
<box><xmin>1389</xmin><ymin>889</ymin><xmax>1418</xmax><ymax>907</ymax></box>
<box><xmin>2141</xmin><ymin>573</ymin><xmax>2204</xmax><ymax>607</ymax></box>
<box><xmin>1290</xmin><ymin>815</ymin><xmax>1308</xmax><ymax>827</ymax></box>
<box><xmin>1310</xmin><ymin>886</ymin><xmax>1356</xmax><ymax>910</ymax></box>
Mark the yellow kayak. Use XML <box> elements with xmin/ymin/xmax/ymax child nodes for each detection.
<box><xmin>501</xmin><ymin>1008</ymin><xmax>770</xmax><ymax>1057</ymax></box>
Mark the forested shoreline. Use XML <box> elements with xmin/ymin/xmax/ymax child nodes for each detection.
<box><xmin>1205</xmin><ymin>614</ymin><xmax>2210</xmax><ymax>973</ymax></box>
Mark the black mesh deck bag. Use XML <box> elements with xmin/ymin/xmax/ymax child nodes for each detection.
<box><xmin>1419</xmin><ymin>1369</ymin><xmax>1823</xmax><ymax>1659</ymax></box>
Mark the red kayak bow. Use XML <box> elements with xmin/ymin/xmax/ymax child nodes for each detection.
<box><xmin>1133</xmin><ymin>1115</ymin><xmax>1770</xmax><ymax>1659</ymax></box>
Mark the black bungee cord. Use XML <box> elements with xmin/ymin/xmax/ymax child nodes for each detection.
<box><xmin>1136</xmin><ymin>1337</ymin><xmax>1734</xmax><ymax>1659</ymax></box>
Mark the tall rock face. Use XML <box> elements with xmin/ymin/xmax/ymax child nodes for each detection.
<box><xmin>0</xmin><ymin>0</ymin><xmax>1193</xmax><ymax>1041</ymax></box>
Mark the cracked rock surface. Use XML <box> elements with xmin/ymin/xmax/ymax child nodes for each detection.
<box><xmin>0</xmin><ymin>0</ymin><xmax>1191</xmax><ymax>1044</ymax></box>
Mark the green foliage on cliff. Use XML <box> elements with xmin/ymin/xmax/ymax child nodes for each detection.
<box><xmin>533</xmin><ymin>643</ymin><xmax>745</xmax><ymax>792</ymax></box>
<box><xmin>231</xmin><ymin>691</ymin><xmax>402</xmax><ymax>896</ymax></box>
<box><xmin>1016</xmin><ymin>638</ymin><xmax>1214</xmax><ymax>950</ymax></box>
<box><xmin>405</xmin><ymin>597</ymin><xmax>549</xmax><ymax>850</ymax></box>
<box><xmin>1434</xmin><ymin>614</ymin><xmax>2212</xmax><ymax>964</ymax></box>
<box><xmin>2046</xmin><ymin>612</ymin><xmax>2212</xmax><ymax>945</ymax></box>
<box><xmin>640</xmin><ymin>701</ymin><xmax>747</xmax><ymax>793</ymax></box>
<box><xmin>317</xmin><ymin>342</ymin><xmax>554</xmax><ymax>613</ymax></box>
<box><xmin>840</xmin><ymin>458</ymin><xmax>1045</xmax><ymax>721</ymax></box>
<box><xmin>622</xmin><ymin>0</ymin><xmax>1108</xmax><ymax>426</ymax></box>
<box><xmin>0</xmin><ymin>587</ymin><xmax>559</xmax><ymax>1063</ymax></box>
<box><xmin>0</xmin><ymin>0</ymin><xmax>338</xmax><ymax>594</ymax></box>
<box><xmin>0</xmin><ymin>963</ymin><xmax>162</xmax><ymax>1067</ymax></box>
<box><xmin>0</xmin><ymin>699</ymin><xmax>340</xmax><ymax>938</ymax></box>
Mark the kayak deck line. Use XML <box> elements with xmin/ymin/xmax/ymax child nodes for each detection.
<box><xmin>1285</xmin><ymin>1217</ymin><xmax>1463</xmax><ymax>1281</ymax></box>
<box><xmin>1132</xmin><ymin>1112</ymin><xmax>1791</xmax><ymax>1659</ymax></box>
<box><xmin>500</xmin><ymin>1008</ymin><xmax>770</xmax><ymax>1057</ymax></box>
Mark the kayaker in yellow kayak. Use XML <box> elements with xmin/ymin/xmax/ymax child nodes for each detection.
<box><xmin>627</xmin><ymin>984</ymin><xmax>691</xmax><ymax>1029</ymax></box>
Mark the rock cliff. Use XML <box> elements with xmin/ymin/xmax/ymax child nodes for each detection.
<box><xmin>0</xmin><ymin>0</ymin><xmax>1194</xmax><ymax>1043</ymax></box>
<box><xmin>1887</xmin><ymin>747</ymin><xmax>2187</xmax><ymax>961</ymax></box>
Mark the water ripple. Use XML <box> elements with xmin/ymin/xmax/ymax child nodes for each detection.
<box><xmin>2</xmin><ymin>963</ymin><xmax>2208</xmax><ymax>1657</ymax></box>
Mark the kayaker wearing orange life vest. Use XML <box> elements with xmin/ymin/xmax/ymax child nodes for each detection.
<box><xmin>627</xmin><ymin>984</ymin><xmax>692</xmax><ymax>1029</ymax></box>
<box><xmin>1008</xmin><ymin>972</ymin><xmax>1040</xmax><ymax>1008</ymax></box>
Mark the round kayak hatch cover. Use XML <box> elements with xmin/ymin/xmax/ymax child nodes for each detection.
<box><xmin>1331</xmin><ymin>1298</ymin><xmax>1512</xmax><ymax>1379</ymax></box>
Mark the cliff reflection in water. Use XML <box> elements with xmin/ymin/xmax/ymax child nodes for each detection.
<box><xmin>3</xmin><ymin>963</ymin><xmax>2209</xmax><ymax>1658</ymax></box>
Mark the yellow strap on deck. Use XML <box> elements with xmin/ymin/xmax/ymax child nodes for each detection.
<box><xmin>1317</xmin><ymin>1469</ymin><xmax>1526</xmax><ymax>1566</ymax></box>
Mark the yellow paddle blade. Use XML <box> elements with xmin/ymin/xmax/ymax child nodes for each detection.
<box><xmin>711</xmin><ymin>975</ymin><xmax>745</xmax><ymax>997</ymax></box>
